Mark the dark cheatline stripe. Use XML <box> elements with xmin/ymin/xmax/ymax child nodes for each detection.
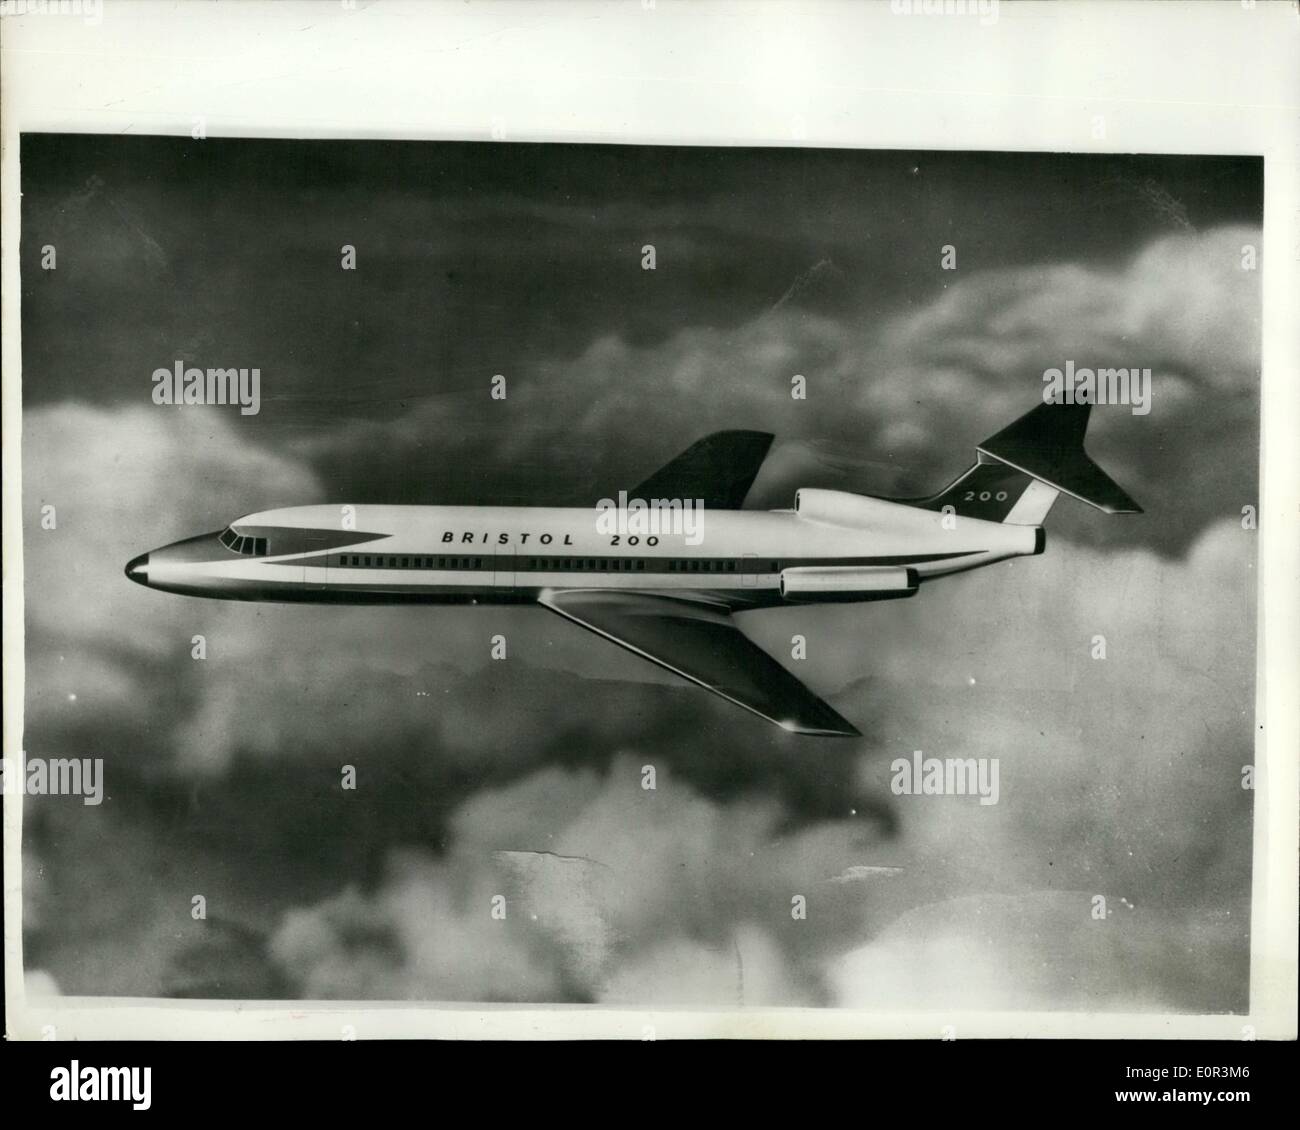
<box><xmin>268</xmin><ymin>551</ymin><xmax>974</xmax><ymax>572</ymax></box>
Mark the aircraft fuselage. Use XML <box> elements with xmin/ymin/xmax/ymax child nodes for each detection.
<box><xmin>126</xmin><ymin>498</ymin><xmax>1042</xmax><ymax>610</ymax></box>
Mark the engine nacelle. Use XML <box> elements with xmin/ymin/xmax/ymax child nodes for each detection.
<box><xmin>794</xmin><ymin>487</ymin><xmax>896</xmax><ymax>528</ymax></box>
<box><xmin>779</xmin><ymin>565</ymin><xmax>918</xmax><ymax>603</ymax></box>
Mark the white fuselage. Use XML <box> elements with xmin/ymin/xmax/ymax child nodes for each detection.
<box><xmin>131</xmin><ymin>492</ymin><xmax>1042</xmax><ymax>609</ymax></box>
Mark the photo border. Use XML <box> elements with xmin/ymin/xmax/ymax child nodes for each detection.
<box><xmin>3</xmin><ymin>0</ymin><xmax>1295</xmax><ymax>1041</ymax></box>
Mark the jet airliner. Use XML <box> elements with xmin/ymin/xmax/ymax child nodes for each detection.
<box><xmin>125</xmin><ymin>400</ymin><xmax>1140</xmax><ymax>736</ymax></box>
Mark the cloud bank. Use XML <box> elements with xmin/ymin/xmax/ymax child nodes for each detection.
<box><xmin>20</xmin><ymin>226</ymin><xmax>1257</xmax><ymax>1012</ymax></box>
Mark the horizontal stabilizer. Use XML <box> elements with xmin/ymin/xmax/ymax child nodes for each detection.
<box><xmin>977</xmin><ymin>401</ymin><xmax>1142</xmax><ymax>514</ymax></box>
<box><xmin>630</xmin><ymin>430</ymin><xmax>774</xmax><ymax>510</ymax></box>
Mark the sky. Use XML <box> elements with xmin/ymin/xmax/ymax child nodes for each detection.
<box><xmin>19</xmin><ymin>135</ymin><xmax>1260</xmax><ymax>1011</ymax></box>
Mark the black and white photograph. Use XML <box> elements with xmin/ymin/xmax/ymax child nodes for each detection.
<box><xmin>2</xmin><ymin>0</ymin><xmax>1296</xmax><ymax>1086</ymax></box>
<box><xmin>15</xmin><ymin>131</ymin><xmax>1266</xmax><ymax>1013</ymax></box>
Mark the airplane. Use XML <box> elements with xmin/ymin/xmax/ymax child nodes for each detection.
<box><xmin>125</xmin><ymin>399</ymin><xmax>1140</xmax><ymax>736</ymax></box>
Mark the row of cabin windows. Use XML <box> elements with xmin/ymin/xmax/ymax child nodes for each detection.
<box><xmin>219</xmin><ymin>528</ymin><xmax>268</xmax><ymax>557</ymax></box>
<box><xmin>337</xmin><ymin>555</ymin><xmax>485</xmax><ymax>570</ymax></box>
<box><xmin>331</xmin><ymin>555</ymin><xmax>780</xmax><ymax>573</ymax></box>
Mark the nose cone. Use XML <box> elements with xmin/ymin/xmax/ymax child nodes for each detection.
<box><xmin>124</xmin><ymin>552</ymin><xmax>150</xmax><ymax>585</ymax></box>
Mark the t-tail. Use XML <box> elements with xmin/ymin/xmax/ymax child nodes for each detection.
<box><xmin>911</xmin><ymin>400</ymin><xmax>1142</xmax><ymax>524</ymax></box>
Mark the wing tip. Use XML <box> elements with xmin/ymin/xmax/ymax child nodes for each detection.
<box><xmin>777</xmin><ymin>717</ymin><xmax>862</xmax><ymax>738</ymax></box>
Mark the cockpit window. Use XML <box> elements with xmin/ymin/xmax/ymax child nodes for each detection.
<box><xmin>220</xmin><ymin>527</ymin><xmax>268</xmax><ymax>556</ymax></box>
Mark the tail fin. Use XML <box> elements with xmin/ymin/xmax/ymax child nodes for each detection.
<box><xmin>914</xmin><ymin>401</ymin><xmax>1142</xmax><ymax>524</ymax></box>
<box><xmin>629</xmin><ymin>431</ymin><xmax>774</xmax><ymax>510</ymax></box>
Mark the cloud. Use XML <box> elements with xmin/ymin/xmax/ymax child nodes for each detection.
<box><xmin>827</xmin><ymin>891</ymin><xmax>1246</xmax><ymax>1013</ymax></box>
<box><xmin>600</xmin><ymin>927</ymin><xmax>798</xmax><ymax>1007</ymax></box>
<box><xmin>254</xmin><ymin>513</ymin><xmax>1254</xmax><ymax>1010</ymax></box>
<box><xmin>288</xmin><ymin>226</ymin><xmax>1259</xmax><ymax>556</ymax></box>
<box><xmin>19</xmin><ymin>227</ymin><xmax>1258</xmax><ymax>1012</ymax></box>
<box><xmin>265</xmin><ymin>757</ymin><xmax>892</xmax><ymax>1004</ymax></box>
<box><xmin>269</xmin><ymin>851</ymin><xmax>563</xmax><ymax>1002</ymax></box>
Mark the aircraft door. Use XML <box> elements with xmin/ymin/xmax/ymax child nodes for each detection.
<box><xmin>303</xmin><ymin>534</ymin><xmax>331</xmax><ymax>589</ymax></box>
<box><xmin>493</xmin><ymin>548</ymin><xmax>516</xmax><ymax>591</ymax></box>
